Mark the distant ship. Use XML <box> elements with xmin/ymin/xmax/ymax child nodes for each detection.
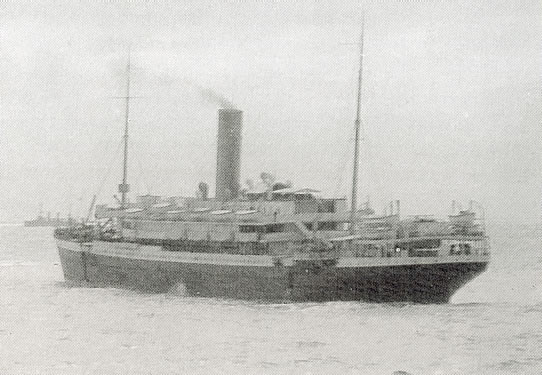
<box><xmin>25</xmin><ymin>210</ymin><xmax>73</xmax><ymax>228</ymax></box>
<box><xmin>54</xmin><ymin>25</ymin><xmax>489</xmax><ymax>303</ymax></box>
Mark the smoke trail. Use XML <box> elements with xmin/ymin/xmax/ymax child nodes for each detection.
<box><xmin>182</xmin><ymin>79</ymin><xmax>236</xmax><ymax>109</ymax></box>
<box><xmin>198</xmin><ymin>87</ymin><xmax>235</xmax><ymax>110</ymax></box>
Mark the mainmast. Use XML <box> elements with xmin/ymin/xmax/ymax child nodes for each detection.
<box><xmin>349</xmin><ymin>16</ymin><xmax>365</xmax><ymax>235</ymax></box>
<box><xmin>119</xmin><ymin>50</ymin><xmax>131</xmax><ymax>208</ymax></box>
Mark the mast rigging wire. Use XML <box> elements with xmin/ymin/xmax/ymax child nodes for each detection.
<box><xmin>94</xmin><ymin>139</ymin><xmax>124</xmax><ymax>202</ymax></box>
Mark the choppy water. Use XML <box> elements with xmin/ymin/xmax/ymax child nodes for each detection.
<box><xmin>0</xmin><ymin>223</ymin><xmax>540</xmax><ymax>375</ymax></box>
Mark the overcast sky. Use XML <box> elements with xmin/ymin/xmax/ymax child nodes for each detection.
<box><xmin>0</xmin><ymin>1</ymin><xmax>541</xmax><ymax>223</ymax></box>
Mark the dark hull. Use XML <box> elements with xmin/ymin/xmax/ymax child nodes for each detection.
<box><xmin>58</xmin><ymin>246</ymin><xmax>487</xmax><ymax>303</ymax></box>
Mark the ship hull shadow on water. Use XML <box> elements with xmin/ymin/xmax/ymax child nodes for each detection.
<box><xmin>57</xmin><ymin>240</ymin><xmax>487</xmax><ymax>303</ymax></box>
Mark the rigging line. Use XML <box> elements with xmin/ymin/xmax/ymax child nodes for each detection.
<box><xmin>314</xmin><ymin>120</ymin><xmax>355</xmax><ymax>231</ymax></box>
<box><xmin>76</xmin><ymin>134</ymin><xmax>116</xmax><ymax>213</ymax></box>
<box><xmin>364</xmin><ymin>131</ymin><xmax>391</xmax><ymax>208</ymax></box>
<box><xmin>311</xmin><ymin>138</ymin><xmax>349</xmax><ymax>232</ymax></box>
<box><xmin>131</xmin><ymin>138</ymin><xmax>151</xmax><ymax>195</ymax></box>
<box><xmin>333</xmin><ymin>123</ymin><xmax>355</xmax><ymax>198</ymax></box>
<box><xmin>94</xmin><ymin>139</ymin><xmax>124</xmax><ymax>200</ymax></box>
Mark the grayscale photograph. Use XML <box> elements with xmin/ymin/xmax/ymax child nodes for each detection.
<box><xmin>0</xmin><ymin>1</ymin><xmax>540</xmax><ymax>374</ymax></box>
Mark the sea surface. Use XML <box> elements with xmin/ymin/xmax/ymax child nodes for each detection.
<box><xmin>0</xmin><ymin>222</ymin><xmax>540</xmax><ymax>375</ymax></box>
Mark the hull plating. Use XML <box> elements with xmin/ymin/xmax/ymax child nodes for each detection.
<box><xmin>57</xmin><ymin>242</ymin><xmax>487</xmax><ymax>303</ymax></box>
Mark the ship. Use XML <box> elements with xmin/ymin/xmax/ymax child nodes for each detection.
<box><xmin>54</xmin><ymin>26</ymin><xmax>490</xmax><ymax>303</ymax></box>
<box><xmin>25</xmin><ymin>208</ymin><xmax>73</xmax><ymax>228</ymax></box>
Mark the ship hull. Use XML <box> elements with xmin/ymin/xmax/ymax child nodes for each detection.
<box><xmin>57</xmin><ymin>240</ymin><xmax>488</xmax><ymax>303</ymax></box>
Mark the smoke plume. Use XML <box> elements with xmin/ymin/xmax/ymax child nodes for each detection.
<box><xmin>183</xmin><ymin>79</ymin><xmax>236</xmax><ymax>109</ymax></box>
<box><xmin>199</xmin><ymin>87</ymin><xmax>235</xmax><ymax>110</ymax></box>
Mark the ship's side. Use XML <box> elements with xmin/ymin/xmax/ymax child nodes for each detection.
<box><xmin>55</xmin><ymin>208</ymin><xmax>489</xmax><ymax>303</ymax></box>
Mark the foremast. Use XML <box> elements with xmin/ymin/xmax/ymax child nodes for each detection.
<box><xmin>119</xmin><ymin>50</ymin><xmax>131</xmax><ymax>208</ymax></box>
<box><xmin>349</xmin><ymin>15</ymin><xmax>365</xmax><ymax>235</ymax></box>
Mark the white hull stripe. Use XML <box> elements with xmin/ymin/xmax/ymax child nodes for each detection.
<box><xmin>336</xmin><ymin>255</ymin><xmax>489</xmax><ymax>267</ymax></box>
<box><xmin>56</xmin><ymin>240</ymin><xmax>489</xmax><ymax>268</ymax></box>
<box><xmin>65</xmin><ymin>240</ymin><xmax>276</xmax><ymax>267</ymax></box>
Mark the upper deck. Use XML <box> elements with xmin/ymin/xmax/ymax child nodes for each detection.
<box><xmin>82</xmin><ymin>193</ymin><xmax>490</xmax><ymax>260</ymax></box>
